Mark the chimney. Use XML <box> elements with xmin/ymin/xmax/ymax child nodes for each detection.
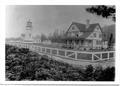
<box><xmin>86</xmin><ymin>19</ymin><xmax>90</xmax><ymax>28</ymax></box>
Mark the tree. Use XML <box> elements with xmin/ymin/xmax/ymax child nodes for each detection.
<box><xmin>40</xmin><ymin>34</ymin><xmax>47</xmax><ymax>42</ymax></box>
<box><xmin>86</xmin><ymin>5</ymin><xmax>115</xmax><ymax>21</ymax></box>
<box><xmin>108</xmin><ymin>33</ymin><xmax>113</xmax><ymax>48</ymax></box>
<box><xmin>48</xmin><ymin>29</ymin><xmax>65</xmax><ymax>43</ymax></box>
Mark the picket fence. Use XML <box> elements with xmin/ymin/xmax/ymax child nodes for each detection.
<box><xmin>6</xmin><ymin>41</ymin><xmax>115</xmax><ymax>62</ymax></box>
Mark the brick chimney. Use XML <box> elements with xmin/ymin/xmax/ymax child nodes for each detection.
<box><xmin>86</xmin><ymin>19</ymin><xmax>90</xmax><ymax>28</ymax></box>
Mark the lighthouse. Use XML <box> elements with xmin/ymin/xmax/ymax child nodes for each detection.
<box><xmin>24</xmin><ymin>19</ymin><xmax>33</xmax><ymax>41</ymax></box>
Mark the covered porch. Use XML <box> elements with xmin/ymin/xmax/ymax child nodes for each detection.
<box><xmin>63</xmin><ymin>37</ymin><xmax>93</xmax><ymax>50</ymax></box>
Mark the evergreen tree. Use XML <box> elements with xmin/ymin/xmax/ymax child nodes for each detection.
<box><xmin>86</xmin><ymin>5</ymin><xmax>115</xmax><ymax>22</ymax></box>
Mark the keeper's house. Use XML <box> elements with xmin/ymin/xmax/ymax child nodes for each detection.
<box><xmin>63</xmin><ymin>20</ymin><xmax>107</xmax><ymax>50</ymax></box>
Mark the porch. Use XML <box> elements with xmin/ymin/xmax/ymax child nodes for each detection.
<box><xmin>64</xmin><ymin>38</ymin><xmax>93</xmax><ymax>50</ymax></box>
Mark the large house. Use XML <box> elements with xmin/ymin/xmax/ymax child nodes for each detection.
<box><xmin>64</xmin><ymin>20</ymin><xmax>107</xmax><ymax>50</ymax></box>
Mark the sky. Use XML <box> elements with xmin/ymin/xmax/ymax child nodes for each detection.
<box><xmin>6</xmin><ymin>5</ymin><xmax>115</xmax><ymax>38</ymax></box>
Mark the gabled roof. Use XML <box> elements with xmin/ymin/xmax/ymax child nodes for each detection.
<box><xmin>66</xmin><ymin>22</ymin><xmax>102</xmax><ymax>39</ymax></box>
<box><xmin>67</xmin><ymin>22</ymin><xmax>101</xmax><ymax>32</ymax></box>
<box><xmin>71</xmin><ymin>22</ymin><xmax>86</xmax><ymax>32</ymax></box>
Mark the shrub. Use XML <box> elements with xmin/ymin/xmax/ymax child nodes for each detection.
<box><xmin>96</xmin><ymin>67</ymin><xmax>115</xmax><ymax>81</ymax></box>
<box><xmin>5</xmin><ymin>44</ymin><xmax>115</xmax><ymax>81</ymax></box>
<box><xmin>83</xmin><ymin>65</ymin><xmax>94</xmax><ymax>81</ymax></box>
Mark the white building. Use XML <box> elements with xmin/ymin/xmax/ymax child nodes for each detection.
<box><xmin>64</xmin><ymin>20</ymin><xmax>108</xmax><ymax>50</ymax></box>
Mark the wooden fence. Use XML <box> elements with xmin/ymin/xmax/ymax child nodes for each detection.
<box><xmin>6</xmin><ymin>41</ymin><xmax>115</xmax><ymax>62</ymax></box>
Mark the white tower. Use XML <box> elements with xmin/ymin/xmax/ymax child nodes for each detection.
<box><xmin>25</xmin><ymin>19</ymin><xmax>33</xmax><ymax>41</ymax></box>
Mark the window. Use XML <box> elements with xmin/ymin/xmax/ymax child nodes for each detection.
<box><xmin>94</xmin><ymin>33</ymin><xmax>96</xmax><ymax>37</ymax></box>
<box><xmin>97</xmin><ymin>27</ymin><xmax>99</xmax><ymax>30</ymax></box>
<box><xmin>96</xmin><ymin>40</ymin><xmax>102</xmax><ymax>45</ymax></box>
<box><xmin>71</xmin><ymin>33</ymin><xmax>75</xmax><ymax>36</ymax></box>
<box><xmin>72</xmin><ymin>27</ymin><xmax>75</xmax><ymax>30</ymax></box>
<box><xmin>96</xmin><ymin>40</ymin><xmax>98</xmax><ymax>44</ymax></box>
<box><xmin>99</xmin><ymin>33</ymin><xmax>102</xmax><ymax>38</ymax></box>
<box><xmin>68</xmin><ymin>33</ymin><xmax>71</xmax><ymax>36</ymax></box>
<box><xmin>76</xmin><ymin>33</ymin><xmax>79</xmax><ymax>37</ymax></box>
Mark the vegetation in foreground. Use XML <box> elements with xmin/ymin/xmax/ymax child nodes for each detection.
<box><xmin>6</xmin><ymin>44</ymin><xmax>115</xmax><ymax>81</ymax></box>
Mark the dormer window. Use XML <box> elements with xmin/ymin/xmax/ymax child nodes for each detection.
<box><xmin>76</xmin><ymin>34</ymin><xmax>79</xmax><ymax>37</ymax></box>
<box><xmin>72</xmin><ymin>27</ymin><xmax>75</xmax><ymax>30</ymax></box>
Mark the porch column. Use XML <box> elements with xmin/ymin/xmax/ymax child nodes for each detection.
<box><xmin>92</xmin><ymin>40</ymin><xmax>94</xmax><ymax>49</ymax></box>
<box><xmin>72</xmin><ymin>40</ymin><xmax>76</xmax><ymax>48</ymax></box>
<box><xmin>78</xmin><ymin>40</ymin><xmax>81</xmax><ymax>46</ymax></box>
<box><xmin>74</xmin><ymin>40</ymin><xmax>76</xmax><ymax>48</ymax></box>
<box><xmin>82</xmin><ymin>40</ymin><xmax>85</xmax><ymax>47</ymax></box>
<box><xmin>67</xmin><ymin>40</ymin><xmax>69</xmax><ymax>45</ymax></box>
<box><xmin>89</xmin><ymin>40</ymin><xmax>93</xmax><ymax>49</ymax></box>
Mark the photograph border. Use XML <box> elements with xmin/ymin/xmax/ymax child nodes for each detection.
<box><xmin>0</xmin><ymin>0</ymin><xmax>120</xmax><ymax>84</ymax></box>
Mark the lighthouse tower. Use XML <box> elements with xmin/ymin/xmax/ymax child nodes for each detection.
<box><xmin>25</xmin><ymin>19</ymin><xmax>33</xmax><ymax>41</ymax></box>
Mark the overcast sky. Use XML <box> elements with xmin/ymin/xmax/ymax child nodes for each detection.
<box><xmin>6</xmin><ymin>5</ymin><xmax>115</xmax><ymax>38</ymax></box>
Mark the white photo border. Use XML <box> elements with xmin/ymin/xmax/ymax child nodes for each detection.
<box><xmin>0</xmin><ymin>0</ymin><xmax>120</xmax><ymax>84</ymax></box>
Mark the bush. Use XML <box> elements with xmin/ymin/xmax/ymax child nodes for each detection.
<box><xmin>84</xmin><ymin>65</ymin><xmax>94</xmax><ymax>81</ymax></box>
<box><xmin>96</xmin><ymin>67</ymin><xmax>115</xmax><ymax>81</ymax></box>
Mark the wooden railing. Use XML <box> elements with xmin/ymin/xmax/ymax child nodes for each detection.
<box><xmin>6</xmin><ymin>41</ymin><xmax>115</xmax><ymax>62</ymax></box>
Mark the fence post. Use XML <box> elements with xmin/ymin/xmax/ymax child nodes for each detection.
<box><xmin>26</xmin><ymin>44</ymin><xmax>28</xmax><ymax>49</ymax></box>
<box><xmin>25</xmin><ymin>44</ymin><xmax>27</xmax><ymax>48</ymax></box>
<box><xmin>75</xmin><ymin>51</ymin><xmax>77</xmax><ymax>60</ymax></box>
<box><xmin>34</xmin><ymin>45</ymin><xmax>36</xmax><ymax>51</ymax></box>
<box><xmin>55</xmin><ymin>49</ymin><xmax>59</xmax><ymax>56</ymax></box>
<box><xmin>92</xmin><ymin>53</ymin><xmax>94</xmax><ymax>61</ymax></box>
<box><xmin>113</xmin><ymin>52</ymin><xmax>115</xmax><ymax>58</ymax></box>
<box><xmin>27</xmin><ymin>44</ymin><xmax>28</xmax><ymax>48</ymax></box>
<box><xmin>49</xmin><ymin>48</ymin><xmax>52</xmax><ymax>55</ymax></box>
<box><xmin>31</xmin><ymin>44</ymin><xmax>33</xmax><ymax>50</ymax></box>
<box><xmin>56</xmin><ymin>49</ymin><xmax>58</xmax><ymax>56</ymax></box>
<box><xmin>108</xmin><ymin>52</ymin><xmax>110</xmax><ymax>59</ymax></box>
<box><xmin>39</xmin><ymin>46</ymin><xmax>41</xmax><ymax>53</ymax></box>
<box><xmin>65</xmin><ymin>50</ymin><xmax>67</xmax><ymax>57</ymax></box>
<box><xmin>100</xmin><ymin>53</ymin><xmax>102</xmax><ymax>60</ymax></box>
<box><xmin>44</xmin><ymin>47</ymin><xmax>46</xmax><ymax>53</ymax></box>
<box><xmin>50</xmin><ymin>49</ymin><xmax>53</xmax><ymax>58</ymax></box>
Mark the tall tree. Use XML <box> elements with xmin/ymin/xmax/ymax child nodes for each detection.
<box><xmin>41</xmin><ymin>34</ymin><xmax>47</xmax><ymax>42</ymax></box>
<box><xmin>86</xmin><ymin>5</ymin><xmax>115</xmax><ymax>22</ymax></box>
<box><xmin>48</xmin><ymin>29</ymin><xmax>65</xmax><ymax>43</ymax></box>
<box><xmin>108</xmin><ymin>33</ymin><xmax>113</xmax><ymax>48</ymax></box>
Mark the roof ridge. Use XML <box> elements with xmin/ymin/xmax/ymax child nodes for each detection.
<box><xmin>72</xmin><ymin>22</ymin><xmax>85</xmax><ymax>25</ymax></box>
<box><xmin>90</xmin><ymin>23</ymin><xmax>99</xmax><ymax>25</ymax></box>
<box><xmin>72</xmin><ymin>22</ymin><xmax>99</xmax><ymax>25</ymax></box>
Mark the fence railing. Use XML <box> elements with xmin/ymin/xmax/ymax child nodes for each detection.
<box><xmin>6</xmin><ymin>41</ymin><xmax>115</xmax><ymax>62</ymax></box>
